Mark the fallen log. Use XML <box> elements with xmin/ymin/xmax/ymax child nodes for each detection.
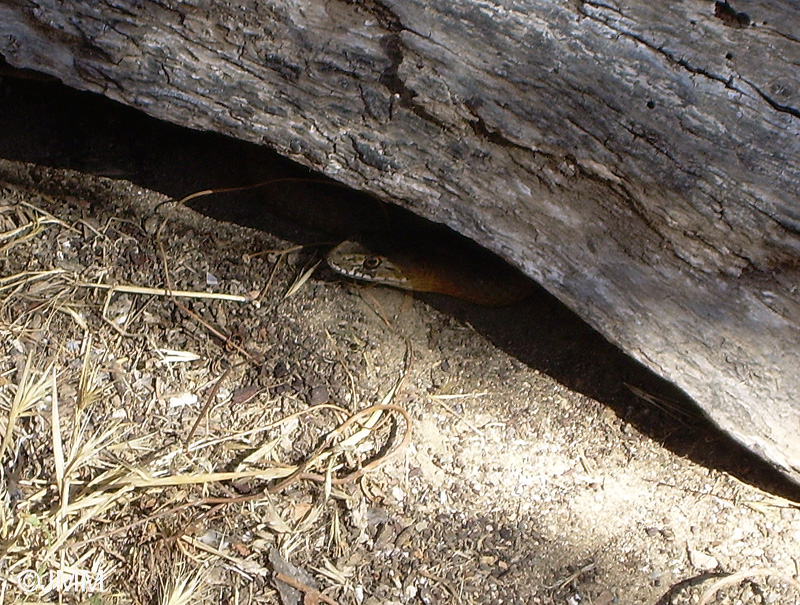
<box><xmin>1</xmin><ymin>0</ymin><xmax>799</xmax><ymax>483</ymax></box>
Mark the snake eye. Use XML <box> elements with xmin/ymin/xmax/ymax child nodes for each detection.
<box><xmin>363</xmin><ymin>256</ymin><xmax>381</xmax><ymax>270</ymax></box>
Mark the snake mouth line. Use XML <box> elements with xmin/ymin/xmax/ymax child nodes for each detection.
<box><xmin>326</xmin><ymin>240</ymin><xmax>412</xmax><ymax>288</ymax></box>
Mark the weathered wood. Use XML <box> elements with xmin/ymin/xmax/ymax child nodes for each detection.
<box><xmin>1</xmin><ymin>0</ymin><xmax>799</xmax><ymax>482</ymax></box>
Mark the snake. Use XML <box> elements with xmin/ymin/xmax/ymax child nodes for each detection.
<box><xmin>326</xmin><ymin>235</ymin><xmax>535</xmax><ymax>306</ymax></box>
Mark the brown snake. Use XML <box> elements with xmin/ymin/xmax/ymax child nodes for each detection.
<box><xmin>326</xmin><ymin>236</ymin><xmax>534</xmax><ymax>306</ymax></box>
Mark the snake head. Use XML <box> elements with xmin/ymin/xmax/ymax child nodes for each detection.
<box><xmin>326</xmin><ymin>240</ymin><xmax>412</xmax><ymax>289</ymax></box>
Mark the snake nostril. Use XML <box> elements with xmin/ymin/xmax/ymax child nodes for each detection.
<box><xmin>363</xmin><ymin>256</ymin><xmax>381</xmax><ymax>270</ymax></box>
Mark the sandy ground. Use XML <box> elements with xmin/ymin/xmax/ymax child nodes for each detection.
<box><xmin>0</xmin><ymin>75</ymin><xmax>799</xmax><ymax>605</ymax></box>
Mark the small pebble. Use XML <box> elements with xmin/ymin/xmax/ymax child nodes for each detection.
<box><xmin>309</xmin><ymin>385</ymin><xmax>329</xmax><ymax>405</ymax></box>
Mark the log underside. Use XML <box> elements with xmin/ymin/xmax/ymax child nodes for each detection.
<box><xmin>1</xmin><ymin>1</ymin><xmax>799</xmax><ymax>482</ymax></box>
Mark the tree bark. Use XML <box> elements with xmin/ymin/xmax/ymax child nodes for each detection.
<box><xmin>1</xmin><ymin>0</ymin><xmax>799</xmax><ymax>482</ymax></box>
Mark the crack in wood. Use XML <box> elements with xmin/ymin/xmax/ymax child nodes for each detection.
<box><xmin>262</xmin><ymin>52</ymin><xmax>301</xmax><ymax>82</ymax></box>
<box><xmin>463</xmin><ymin>98</ymin><xmax>534</xmax><ymax>154</ymax></box>
<box><xmin>378</xmin><ymin>33</ymin><xmax>446</xmax><ymax>127</ymax></box>
<box><xmin>743</xmin><ymin>77</ymin><xmax>800</xmax><ymax>120</ymax></box>
<box><xmin>580</xmin><ymin>1</ymin><xmax>799</xmax><ymax>124</ymax></box>
<box><xmin>343</xmin><ymin>0</ymin><xmax>404</xmax><ymax>32</ymax></box>
<box><xmin>579</xmin><ymin>3</ymin><xmax>744</xmax><ymax>92</ymax></box>
<box><xmin>339</xmin><ymin>0</ymin><xmax>448</xmax><ymax>127</ymax></box>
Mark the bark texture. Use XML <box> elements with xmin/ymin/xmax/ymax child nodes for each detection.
<box><xmin>1</xmin><ymin>0</ymin><xmax>799</xmax><ymax>482</ymax></box>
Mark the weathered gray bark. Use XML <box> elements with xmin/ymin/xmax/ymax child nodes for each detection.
<box><xmin>1</xmin><ymin>1</ymin><xmax>799</xmax><ymax>482</ymax></box>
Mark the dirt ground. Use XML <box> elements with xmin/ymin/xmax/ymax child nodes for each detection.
<box><xmin>0</xmin><ymin>75</ymin><xmax>799</xmax><ymax>605</ymax></box>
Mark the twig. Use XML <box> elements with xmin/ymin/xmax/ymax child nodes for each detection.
<box><xmin>274</xmin><ymin>572</ymin><xmax>341</xmax><ymax>605</ymax></box>
<box><xmin>155</xmin><ymin>177</ymin><xmax>355</xmax><ymax>214</ymax></box>
<box><xmin>418</xmin><ymin>569</ymin><xmax>459</xmax><ymax>599</ymax></box>
<box><xmin>73</xmin><ymin>281</ymin><xmax>252</xmax><ymax>302</ymax></box>
<box><xmin>184</xmin><ymin>366</ymin><xmax>234</xmax><ymax>448</ymax></box>
<box><xmin>325</xmin><ymin>329</ymin><xmax>359</xmax><ymax>408</ymax></box>
<box><xmin>267</xmin><ymin>403</ymin><xmax>413</xmax><ymax>493</ymax></box>
<box><xmin>155</xmin><ymin>239</ymin><xmax>260</xmax><ymax>364</ymax></box>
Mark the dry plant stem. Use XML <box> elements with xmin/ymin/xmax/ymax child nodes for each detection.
<box><xmin>429</xmin><ymin>396</ymin><xmax>485</xmax><ymax>440</ymax></box>
<box><xmin>546</xmin><ymin>563</ymin><xmax>597</xmax><ymax>590</ymax></box>
<box><xmin>257</xmin><ymin>252</ymin><xmax>284</xmax><ymax>303</ymax></box>
<box><xmin>625</xmin><ymin>382</ymin><xmax>699</xmax><ymax>423</ymax></box>
<box><xmin>74</xmin><ymin>280</ymin><xmax>251</xmax><ymax>302</ymax></box>
<box><xmin>156</xmin><ymin>239</ymin><xmax>260</xmax><ymax>365</ymax></box>
<box><xmin>324</xmin><ymin>329</ymin><xmax>358</xmax><ymax>409</ymax></box>
<box><xmin>697</xmin><ymin>567</ymin><xmax>800</xmax><ymax>605</ymax></box>
<box><xmin>0</xmin><ymin>352</ymin><xmax>52</xmax><ymax>460</ymax></box>
<box><xmin>178</xmin><ymin>535</ymin><xmax>259</xmax><ymax>577</ymax></box>
<box><xmin>50</xmin><ymin>370</ymin><xmax>66</xmax><ymax>535</ymax></box>
<box><xmin>186</xmin><ymin>402</ymin><xmax>352</xmax><ymax>452</ymax></box>
<box><xmin>0</xmin><ymin>351</ymin><xmax>32</xmax><ymax>459</ymax></box>
<box><xmin>0</xmin><ymin>269</ymin><xmax>65</xmax><ymax>291</ymax></box>
<box><xmin>274</xmin><ymin>571</ymin><xmax>341</xmax><ymax>605</ymax></box>
<box><xmin>68</xmin><ymin>403</ymin><xmax>411</xmax><ymax>548</ymax></box>
<box><xmin>17</xmin><ymin>200</ymin><xmax>78</xmax><ymax>232</ymax></box>
<box><xmin>267</xmin><ymin>403</ymin><xmax>413</xmax><ymax>493</ymax></box>
<box><xmin>257</xmin><ymin>243</ymin><xmax>335</xmax><ymax>303</ymax></box>
<box><xmin>249</xmin><ymin>243</ymin><xmax>307</xmax><ymax>259</ymax></box>
<box><xmin>184</xmin><ymin>365</ymin><xmax>234</xmax><ymax>448</ymax></box>
<box><xmin>284</xmin><ymin>259</ymin><xmax>322</xmax><ymax>298</ymax></box>
<box><xmin>159</xmin><ymin>177</ymin><xmax>355</xmax><ymax>214</ymax></box>
<box><xmin>418</xmin><ymin>569</ymin><xmax>459</xmax><ymax>599</ymax></box>
<box><xmin>68</xmin><ymin>492</ymin><xmax>267</xmax><ymax>549</ymax></box>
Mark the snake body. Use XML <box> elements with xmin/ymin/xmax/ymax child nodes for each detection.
<box><xmin>326</xmin><ymin>236</ymin><xmax>534</xmax><ymax>306</ymax></box>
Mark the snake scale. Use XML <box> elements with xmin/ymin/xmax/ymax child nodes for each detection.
<box><xmin>326</xmin><ymin>234</ymin><xmax>534</xmax><ymax>306</ymax></box>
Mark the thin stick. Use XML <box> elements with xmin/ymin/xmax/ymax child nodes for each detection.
<box><xmin>274</xmin><ymin>572</ymin><xmax>341</xmax><ymax>605</ymax></box>
<box><xmin>73</xmin><ymin>281</ymin><xmax>251</xmax><ymax>302</ymax></box>
<box><xmin>184</xmin><ymin>366</ymin><xmax>233</xmax><ymax>448</ymax></box>
<box><xmin>267</xmin><ymin>404</ymin><xmax>413</xmax><ymax>493</ymax></box>
<box><xmin>325</xmin><ymin>329</ymin><xmax>358</xmax><ymax>409</ymax></box>
<box><xmin>156</xmin><ymin>240</ymin><xmax>260</xmax><ymax>365</ymax></box>
<box><xmin>162</xmin><ymin>177</ymin><xmax>356</xmax><ymax>211</ymax></box>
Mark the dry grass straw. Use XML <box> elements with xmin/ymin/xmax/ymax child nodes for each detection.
<box><xmin>625</xmin><ymin>382</ymin><xmax>700</xmax><ymax>424</ymax></box>
<box><xmin>161</xmin><ymin>181</ymin><xmax>335</xmax><ymax>303</ymax></box>
<box><xmin>284</xmin><ymin>260</ymin><xmax>322</xmax><ymax>298</ymax></box>
<box><xmin>0</xmin><ymin>193</ymin><xmax>413</xmax><ymax>600</ymax></box>
<box><xmin>160</xmin><ymin>565</ymin><xmax>210</xmax><ymax>605</ymax></box>
<box><xmin>0</xmin><ymin>352</ymin><xmax>52</xmax><ymax>461</ymax></box>
<box><xmin>0</xmin><ymin>201</ymin><xmax>70</xmax><ymax>254</ymax></box>
<box><xmin>77</xmin><ymin>280</ymin><xmax>253</xmax><ymax>302</ymax></box>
